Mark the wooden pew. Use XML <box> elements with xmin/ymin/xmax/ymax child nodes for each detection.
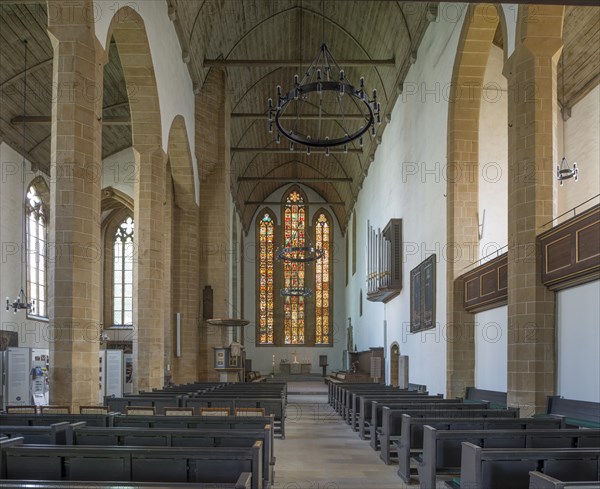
<box><xmin>0</xmin><ymin>480</ymin><xmax>251</xmax><ymax>489</ymax></box>
<box><xmin>338</xmin><ymin>385</ymin><xmax>396</xmax><ymax>417</ymax></box>
<box><xmin>464</xmin><ymin>387</ymin><xmax>507</xmax><ymax>408</ymax></box>
<box><xmin>529</xmin><ymin>471</ymin><xmax>600</xmax><ymax>489</ymax></box>
<box><xmin>350</xmin><ymin>391</ymin><xmax>433</xmax><ymax>429</ymax></box>
<box><xmin>112</xmin><ymin>413</ymin><xmax>275</xmax><ymax>458</ymax></box>
<box><xmin>448</xmin><ymin>444</ymin><xmax>600</xmax><ymax>489</ymax></box>
<box><xmin>0</xmin><ymin>422</ymin><xmax>72</xmax><ymax>444</ymax></box>
<box><xmin>537</xmin><ymin>396</ymin><xmax>600</xmax><ymax>428</ymax></box>
<box><xmin>0</xmin><ymin>413</ymin><xmax>116</xmax><ymax>427</ymax></box>
<box><xmin>396</xmin><ymin>415</ymin><xmax>565</xmax><ymax>482</ymax></box>
<box><xmin>0</xmin><ymin>439</ymin><xmax>263</xmax><ymax>489</ymax></box>
<box><xmin>70</xmin><ymin>425</ymin><xmax>274</xmax><ymax>489</ymax></box>
<box><xmin>354</xmin><ymin>394</ymin><xmax>446</xmax><ymax>440</ymax></box>
<box><xmin>370</xmin><ymin>401</ymin><xmax>511</xmax><ymax>449</ymax></box>
<box><xmin>420</xmin><ymin>428</ymin><xmax>600</xmax><ymax>489</ymax></box>
<box><xmin>105</xmin><ymin>394</ymin><xmax>186</xmax><ymax>413</ymax></box>
<box><xmin>184</xmin><ymin>397</ymin><xmax>286</xmax><ymax>439</ymax></box>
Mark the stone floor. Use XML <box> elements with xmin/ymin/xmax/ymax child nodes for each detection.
<box><xmin>274</xmin><ymin>382</ymin><xmax>448</xmax><ymax>489</ymax></box>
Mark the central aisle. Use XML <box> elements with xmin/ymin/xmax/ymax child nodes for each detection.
<box><xmin>273</xmin><ymin>382</ymin><xmax>445</xmax><ymax>489</ymax></box>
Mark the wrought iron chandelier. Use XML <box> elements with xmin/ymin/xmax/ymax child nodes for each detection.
<box><xmin>277</xmin><ymin>230</ymin><xmax>323</xmax><ymax>297</ymax></box>
<box><xmin>557</xmin><ymin>48</ymin><xmax>579</xmax><ymax>186</ymax></box>
<box><xmin>267</xmin><ymin>41</ymin><xmax>381</xmax><ymax>153</ymax></box>
<box><xmin>6</xmin><ymin>40</ymin><xmax>34</xmax><ymax>315</ymax></box>
<box><xmin>280</xmin><ymin>286</ymin><xmax>313</xmax><ymax>298</ymax></box>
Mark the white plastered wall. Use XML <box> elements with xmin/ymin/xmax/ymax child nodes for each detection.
<box><xmin>557</xmin><ymin>281</ymin><xmax>600</xmax><ymax>403</ymax></box>
<box><xmin>474</xmin><ymin>306</ymin><xmax>508</xmax><ymax>392</ymax></box>
<box><xmin>102</xmin><ymin>147</ymin><xmax>135</xmax><ymax>199</ymax></box>
<box><xmin>0</xmin><ymin>143</ymin><xmax>50</xmax><ymax>349</ymax></box>
<box><xmin>242</xmin><ymin>185</ymin><xmax>346</xmax><ymax>374</ymax></box>
<box><xmin>557</xmin><ymin>85</ymin><xmax>600</xmax><ymax>217</ymax></box>
<box><xmin>478</xmin><ymin>44</ymin><xmax>508</xmax><ymax>261</ymax></box>
<box><xmin>343</xmin><ymin>8</ymin><xmax>471</xmax><ymax>396</ymax></box>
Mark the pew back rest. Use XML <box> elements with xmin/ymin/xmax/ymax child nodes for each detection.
<box><xmin>461</xmin><ymin>444</ymin><xmax>600</xmax><ymax>489</ymax></box>
<box><xmin>464</xmin><ymin>387</ymin><xmax>507</xmax><ymax>408</ymax></box>
<box><xmin>0</xmin><ymin>422</ymin><xmax>71</xmax><ymax>445</ymax></box>
<box><xmin>1</xmin><ymin>443</ymin><xmax>262</xmax><ymax>489</ymax></box>
<box><xmin>529</xmin><ymin>471</ymin><xmax>600</xmax><ymax>489</ymax></box>
<box><xmin>424</xmin><ymin>427</ymin><xmax>600</xmax><ymax>470</ymax></box>
<box><xmin>544</xmin><ymin>396</ymin><xmax>600</xmax><ymax>428</ymax></box>
<box><xmin>0</xmin><ymin>413</ymin><xmax>115</xmax><ymax>427</ymax></box>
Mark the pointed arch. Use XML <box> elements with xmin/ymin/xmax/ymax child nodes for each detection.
<box><xmin>313</xmin><ymin>208</ymin><xmax>334</xmax><ymax>345</ymax></box>
<box><xmin>105</xmin><ymin>6</ymin><xmax>166</xmax><ymax>392</ymax></box>
<box><xmin>104</xmin><ymin>7</ymin><xmax>162</xmax><ymax>152</ymax></box>
<box><xmin>256</xmin><ymin>208</ymin><xmax>277</xmax><ymax>345</ymax></box>
<box><xmin>446</xmin><ymin>3</ymin><xmax>507</xmax><ymax>399</ymax></box>
<box><xmin>25</xmin><ymin>175</ymin><xmax>50</xmax><ymax>319</ymax></box>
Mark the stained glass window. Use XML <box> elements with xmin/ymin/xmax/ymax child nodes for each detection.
<box><xmin>315</xmin><ymin>213</ymin><xmax>331</xmax><ymax>344</ymax></box>
<box><xmin>26</xmin><ymin>184</ymin><xmax>47</xmax><ymax>318</ymax></box>
<box><xmin>284</xmin><ymin>191</ymin><xmax>305</xmax><ymax>344</ymax></box>
<box><xmin>114</xmin><ymin>217</ymin><xmax>134</xmax><ymax>326</ymax></box>
<box><xmin>258</xmin><ymin>212</ymin><xmax>275</xmax><ymax>344</ymax></box>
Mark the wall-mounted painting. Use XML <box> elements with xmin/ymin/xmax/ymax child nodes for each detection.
<box><xmin>410</xmin><ymin>254</ymin><xmax>436</xmax><ymax>333</ymax></box>
<box><xmin>0</xmin><ymin>330</ymin><xmax>18</xmax><ymax>350</ymax></box>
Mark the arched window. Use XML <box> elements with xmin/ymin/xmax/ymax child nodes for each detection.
<box><xmin>283</xmin><ymin>191</ymin><xmax>306</xmax><ymax>344</ymax></box>
<box><xmin>258</xmin><ymin>211</ymin><xmax>275</xmax><ymax>344</ymax></box>
<box><xmin>26</xmin><ymin>181</ymin><xmax>48</xmax><ymax>318</ymax></box>
<box><xmin>315</xmin><ymin>212</ymin><xmax>332</xmax><ymax>344</ymax></box>
<box><xmin>113</xmin><ymin>217</ymin><xmax>134</xmax><ymax>326</ymax></box>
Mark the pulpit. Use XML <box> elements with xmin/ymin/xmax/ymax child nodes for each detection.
<box><xmin>207</xmin><ymin>318</ymin><xmax>249</xmax><ymax>382</ymax></box>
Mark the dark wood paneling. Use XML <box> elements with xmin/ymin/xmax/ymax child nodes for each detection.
<box><xmin>462</xmin><ymin>253</ymin><xmax>508</xmax><ymax>313</ymax></box>
<box><xmin>539</xmin><ymin>204</ymin><xmax>600</xmax><ymax>291</ymax></box>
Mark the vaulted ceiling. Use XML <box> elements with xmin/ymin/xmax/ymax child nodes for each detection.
<box><xmin>0</xmin><ymin>3</ymin><xmax>131</xmax><ymax>172</ymax></box>
<box><xmin>169</xmin><ymin>0</ymin><xmax>436</xmax><ymax>231</ymax></box>
<box><xmin>0</xmin><ymin>2</ymin><xmax>598</xmax><ymax>233</ymax></box>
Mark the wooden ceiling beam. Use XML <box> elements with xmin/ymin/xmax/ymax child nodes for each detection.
<box><xmin>232</xmin><ymin>113</ymin><xmax>367</xmax><ymax>120</ymax></box>
<box><xmin>11</xmin><ymin>115</ymin><xmax>131</xmax><ymax>126</ymax></box>
<box><xmin>204</xmin><ymin>59</ymin><xmax>395</xmax><ymax>68</ymax></box>
<box><xmin>233</xmin><ymin>147</ymin><xmax>362</xmax><ymax>154</ymax></box>
<box><xmin>238</xmin><ymin>176</ymin><xmax>352</xmax><ymax>183</ymax></box>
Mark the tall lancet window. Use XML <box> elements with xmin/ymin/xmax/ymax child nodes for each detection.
<box><xmin>26</xmin><ymin>183</ymin><xmax>48</xmax><ymax>318</ymax></box>
<box><xmin>113</xmin><ymin>217</ymin><xmax>134</xmax><ymax>326</ymax></box>
<box><xmin>258</xmin><ymin>211</ymin><xmax>275</xmax><ymax>344</ymax></box>
<box><xmin>315</xmin><ymin>212</ymin><xmax>332</xmax><ymax>344</ymax></box>
<box><xmin>283</xmin><ymin>191</ymin><xmax>306</xmax><ymax>344</ymax></box>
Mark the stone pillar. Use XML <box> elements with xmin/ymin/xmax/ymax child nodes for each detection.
<box><xmin>171</xmin><ymin>204</ymin><xmax>200</xmax><ymax>383</ymax></box>
<box><xmin>196</xmin><ymin>69</ymin><xmax>231</xmax><ymax>380</ymax></box>
<box><xmin>46</xmin><ymin>0</ymin><xmax>102</xmax><ymax>409</ymax></box>
<box><xmin>506</xmin><ymin>8</ymin><xmax>563</xmax><ymax>414</ymax></box>
<box><xmin>133</xmin><ymin>146</ymin><xmax>166</xmax><ymax>392</ymax></box>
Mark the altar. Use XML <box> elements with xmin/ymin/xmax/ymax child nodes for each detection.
<box><xmin>279</xmin><ymin>351</ymin><xmax>312</xmax><ymax>375</ymax></box>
